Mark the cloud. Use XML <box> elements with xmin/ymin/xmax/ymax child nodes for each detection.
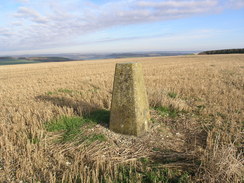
<box><xmin>0</xmin><ymin>0</ymin><xmax>241</xmax><ymax>53</ymax></box>
<box><xmin>14</xmin><ymin>7</ymin><xmax>49</xmax><ymax>23</ymax></box>
<box><xmin>137</xmin><ymin>0</ymin><xmax>218</xmax><ymax>8</ymax></box>
<box><xmin>227</xmin><ymin>0</ymin><xmax>244</xmax><ymax>8</ymax></box>
<box><xmin>15</xmin><ymin>0</ymin><xmax>29</xmax><ymax>3</ymax></box>
<box><xmin>11</xmin><ymin>21</ymin><xmax>23</xmax><ymax>26</ymax></box>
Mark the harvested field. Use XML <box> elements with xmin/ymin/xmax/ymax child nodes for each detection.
<box><xmin>0</xmin><ymin>54</ymin><xmax>243</xmax><ymax>182</ymax></box>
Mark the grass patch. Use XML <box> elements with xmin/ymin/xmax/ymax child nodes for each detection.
<box><xmin>152</xmin><ymin>147</ymin><xmax>161</xmax><ymax>152</ymax></box>
<box><xmin>45</xmin><ymin>116</ymin><xmax>92</xmax><ymax>142</ymax></box>
<box><xmin>29</xmin><ymin>137</ymin><xmax>40</xmax><ymax>144</ymax></box>
<box><xmin>45</xmin><ymin>110</ymin><xmax>109</xmax><ymax>143</ymax></box>
<box><xmin>216</xmin><ymin>112</ymin><xmax>227</xmax><ymax>119</ymax></box>
<box><xmin>168</xmin><ymin>92</ymin><xmax>177</xmax><ymax>99</ymax></box>
<box><xmin>89</xmin><ymin>134</ymin><xmax>106</xmax><ymax>142</ymax></box>
<box><xmin>57</xmin><ymin>88</ymin><xmax>73</xmax><ymax>93</ymax></box>
<box><xmin>139</xmin><ymin>157</ymin><xmax>150</xmax><ymax>164</ymax></box>
<box><xmin>155</xmin><ymin>106</ymin><xmax>180</xmax><ymax>118</ymax></box>
<box><xmin>196</xmin><ymin>105</ymin><xmax>205</xmax><ymax>110</ymax></box>
<box><xmin>46</xmin><ymin>91</ymin><xmax>58</xmax><ymax>95</ymax></box>
<box><xmin>108</xmin><ymin>165</ymin><xmax>191</xmax><ymax>183</ymax></box>
<box><xmin>150</xmin><ymin>118</ymin><xmax>157</xmax><ymax>123</ymax></box>
<box><xmin>27</xmin><ymin>133</ymin><xmax>41</xmax><ymax>144</ymax></box>
<box><xmin>86</xmin><ymin>134</ymin><xmax>107</xmax><ymax>143</ymax></box>
<box><xmin>45</xmin><ymin>116</ymin><xmax>86</xmax><ymax>132</ymax></box>
<box><xmin>142</xmin><ymin>168</ymin><xmax>190</xmax><ymax>183</ymax></box>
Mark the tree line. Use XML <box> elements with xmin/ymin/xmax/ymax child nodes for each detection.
<box><xmin>198</xmin><ymin>48</ymin><xmax>244</xmax><ymax>55</ymax></box>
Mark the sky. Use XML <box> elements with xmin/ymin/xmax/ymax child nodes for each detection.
<box><xmin>0</xmin><ymin>0</ymin><xmax>244</xmax><ymax>55</ymax></box>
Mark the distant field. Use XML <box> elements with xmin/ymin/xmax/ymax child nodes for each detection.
<box><xmin>0</xmin><ymin>54</ymin><xmax>243</xmax><ymax>182</ymax></box>
<box><xmin>0</xmin><ymin>57</ymin><xmax>72</xmax><ymax>65</ymax></box>
<box><xmin>0</xmin><ymin>58</ymin><xmax>40</xmax><ymax>65</ymax></box>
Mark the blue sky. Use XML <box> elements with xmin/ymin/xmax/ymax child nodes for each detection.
<box><xmin>0</xmin><ymin>0</ymin><xmax>243</xmax><ymax>55</ymax></box>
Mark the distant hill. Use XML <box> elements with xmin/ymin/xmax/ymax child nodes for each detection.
<box><xmin>26</xmin><ymin>57</ymin><xmax>73</xmax><ymax>62</ymax></box>
<box><xmin>0</xmin><ymin>51</ymin><xmax>196</xmax><ymax>66</ymax></box>
<box><xmin>51</xmin><ymin>51</ymin><xmax>195</xmax><ymax>60</ymax></box>
<box><xmin>0</xmin><ymin>56</ymin><xmax>73</xmax><ymax>66</ymax></box>
<box><xmin>198</xmin><ymin>48</ymin><xmax>244</xmax><ymax>55</ymax></box>
<box><xmin>0</xmin><ymin>57</ymin><xmax>14</xmax><ymax>60</ymax></box>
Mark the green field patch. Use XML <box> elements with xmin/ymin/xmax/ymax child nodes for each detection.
<box><xmin>0</xmin><ymin>56</ymin><xmax>73</xmax><ymax>66</ymax></box>
<box><xmin>0</xmin><ymin>59</ymin><xmax>39</xmax><ymax>65</ymax></box>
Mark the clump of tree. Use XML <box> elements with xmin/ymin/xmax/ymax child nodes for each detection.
<box><xmin>198</xmin><ymin>48</ymin><xmax>244</xmax><ymax>55</ymax></box>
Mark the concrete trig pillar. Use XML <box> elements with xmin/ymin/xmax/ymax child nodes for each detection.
<box><xmin>109</xmin><ymin>62</ymin><xmax>150</xmax><ymax>136</ymax></box>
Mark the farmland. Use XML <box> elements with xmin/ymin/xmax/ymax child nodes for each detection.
<box><xmin>0</xmin><ymin>57</ymin><xmax>73</xmax><ymax>65</ymax></box>
<box><xmin>0</xmin><ymin>54</ymin><xmax>243</xmax><ymax>182</ymax></box>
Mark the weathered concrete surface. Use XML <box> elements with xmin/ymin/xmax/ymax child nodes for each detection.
<box><xmin>109</xmin><ymin>62</ymin><xmax>150</xmax><ymax>136</ymax></box>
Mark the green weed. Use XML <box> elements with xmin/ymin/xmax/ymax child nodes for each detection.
<box><xmin>216</xmin><ymin>112</ymin><xmax>226</xmax><ymax>119</ymax></box>
<box><xmin>86</xmin><ymin>134</ymin><xmax>107</xmax><ymax>143</ymax></box>
<box><xmin>46</xmin><ymin>88</ymin><xmax>83</xmax><ymax>96</ymax></box>
<box><xmin>155</xmin><ymin>106</ymin><xmax>179</xmax><ymax>118</ymax></box>
<box><xmin>46</xmin><ymin>91</ymin><xmax>57</xmax><ymax>95</ymax></box>
<box><xmin>196</xmin><ymin>105</ymin><xmax>205</xmax><ymax>110</ymax></box>
<box><xmin>152</xmin><ymin>147</ymin><xmax>161</xmax><ymax>152</ymax></box>
<box><xmin>111</xmin><ymin>165</ymin><xmax>191</xmax><ymax>183</ymax></box>
<box><xmin>27</xmin><ymin>133</ymin><xmax>41</xmax><ymax>144</ymax></box>
<box><xmin>142</xmin><ymin>167</ymin><xmax>190</xmax><ymax>183</ymax></box>
<box><xmin>57</xmin><ymin>88</ymin><xmax>73</xmax><ymax>93</ymax></box>
<box><xmin>29</xmin><ymin>137</ymin><xmax>40</xmax><ymax>144</ymax></box>
<box><xmin>45</xmin><ymin>111</ymin><xmax>109</xmax><ymax>143</ymax></box>
<box><xmin>168</xmin><ymin>92</ymin><xmax>177</xmax><ymax>99</ymax></box>
<box><xmin>139</xmin><ymin>157</ymin><xmax>150</xmax><ymax>164</ymax></box>
<box><xmin>45</xmin><ymin>116</ymin><xmax>91</xmax><ymax>142</ymax></box>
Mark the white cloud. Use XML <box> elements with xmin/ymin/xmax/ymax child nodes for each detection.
<box><xmin>15</xmin><ymin>0</ymin><xmax>29</xmax><ymax>3</ymax></box>
<box><xmin>14</xmin><ymin>7</ymin><xmax>49</xmax><ymax>23</ymax></box>
<box><xmin>227</xmin><ymin>0</ymin><xmax>244</xmax><ymax>8</ymax></box>
<box><xmin>11</xmin><ymin>21</ymin><xmax>23</xmax><ymax>26</ymax></box>
<box><xmin>137</xmin><ymin>0</ymin><xmax>218</xmax><ymax>8</ymax></box>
